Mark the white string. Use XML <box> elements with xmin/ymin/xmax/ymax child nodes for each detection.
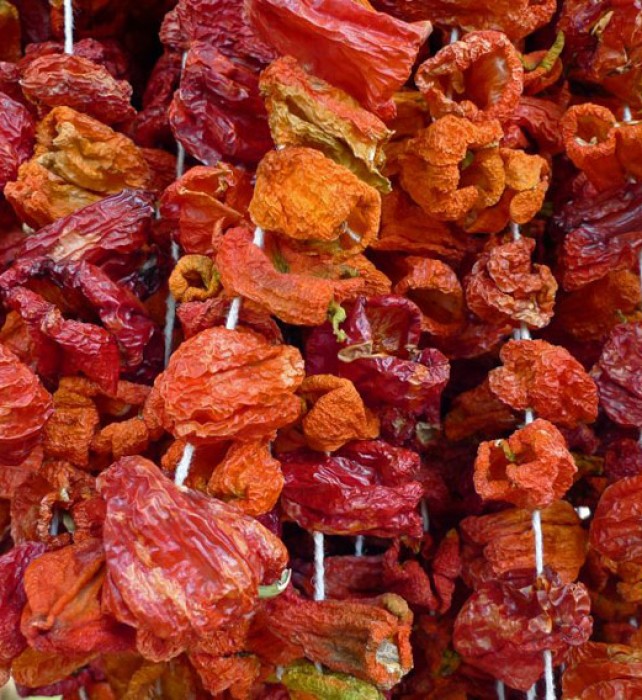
<box><xmin>313</xmin><ymin>531</ymin><xmax>325</xmax><ymax>601</ymax></box>
<box><xmin>163</xmin><ymin>51</ymin><xmax>190</xmax><ymax>370</ymax></box>
<box><xmin>496</xmin><ymin>681</ymin><xmax>506</xmax><ymax>700</ymax></box>
<box><xmin>63</xmin><ymin>0</ymin><xmax>74</xmax><ymax>54</ymax></box>
<box><xmin>511</xmin><ymin>221</ymin><xmax>555</xmax><ymax>700</ymax></box>
<box><xmin>174</xmin><ymin>441</ymin><xmax>194</xmax><ymax>487</ymax></box>
<box><xmin>355</xmin><ymin>535</ymin><xmax>364</xmax><ymax>556</ymax></box>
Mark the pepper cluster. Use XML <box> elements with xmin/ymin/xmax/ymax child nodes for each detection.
<box><xmin>0</xmin><ymin>0</ymin><xmax>642</xmax><ymax>698</ymax></box>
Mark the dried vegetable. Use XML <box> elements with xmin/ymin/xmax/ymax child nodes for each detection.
<box><xmin>0</xmin><ymin>1</ymin><xmax>642</xmax><ymax>699</ymax></box>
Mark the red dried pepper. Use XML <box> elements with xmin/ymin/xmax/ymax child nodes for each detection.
<box><xmin>280</xmin><ymin>440</ymin><xmax>424</xmax><ymax>537</ymax></box>
<box><xmin>0</xmin><ymin>542</ymin><xmax>47</xmax><ymax>686</ymax></box>
<box><xmin>592</xmin><ymin>322</ymin><xmax>642</xmax><ymax>428</ymax></box>
<box><xmin>20</xmin><ymin>53</ymin><xmax>135</xmax><ymax>124</ymax></box>
<box><xmin>21</xmin><ymin>538</ymin><xmax>135</xmax><ymax>655</ymax></box>
<box><xmin>247</xmin><ymin>0</ymin><xmax>431</xmax><ymax>119</ymax></box>
<box><xmin>0</xmin><ymin>92</ymin><xmax>35</xmax><ymax>192</ymax></box>
<box><xmin>454</xmin><ymin>571</ymin><xmax>592</xmax><ymax>690</ymax></box>
<box><xmin>562</xmin><ymin>643</ymin><xmax>642</xmax><ymax>698</ymax></box>
<box><xmin>370</xmin><ymin>0</ymin><xmax>555</xmax><ymax>42</ymax></box>
<box><xmin>98</xmin><ymin>456</ymin><xmax>288</xmax><ymax>660</ymax></box>
<box><xmin>159</xmin><ymin>164</ymin><xmax>253</xmax><ymax>255</ymax></box>
<box><xmin>0</xmin><ymin>343</ymin><xmax>53</xmax><ymax>465</ymax></box>
<box><xmin>248</xmin><ymin>587</ymin><xmax>414</xmax><ymax>689</ymax></box>
<box><xmin>18</xmin><ymin>189</ymin><xmax>155</xmax><ymax>266</ymax></box>
<box><xmin>169</xmin><ymin>42</ymin><xmax>272</xmax><ymax>165</ymax></box>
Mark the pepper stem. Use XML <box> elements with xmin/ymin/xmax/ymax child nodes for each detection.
<box><xmin>258</xmin><ymin>568</ymin><xmax>292</xmax><ymax>599</ymax></box>
<box><xmin>328</xmin><ymin>301</ymin><xmax>348</xmax><ymax>342</ymax></box>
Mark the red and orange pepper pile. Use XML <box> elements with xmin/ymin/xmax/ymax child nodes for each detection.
<box><xmin>1</xmin><ymin>0</ymin><xmax>642</xmax><ymax>698</ymax></box>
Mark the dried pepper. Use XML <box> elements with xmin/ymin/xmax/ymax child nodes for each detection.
<box><xmin>453</xmin><ymin>572</ymin><xmax>592</xmax><ymax>690</ymax></box>
<box><xmin>592</xmin><ymin>322</ymin><xmax>642</xmax><ymax>428</ymax></box>
<box><xmin>460</xmin><ymin>502</ymin><xmax>588</xmax><ymax>587</ymax></box>
<box><xmin>148</xmin><ymin>326</ymin><xmax>304</xmax><ymax>443</ymax></box>
<box><xmin>20</xmin><ymin>53</ymin><xmax>135</xmax><ymax>123</ymax></box>
<box><xmin>159</xmin><ymin>163</ymin><xmax>253</xmax><ymax>255</ymax></box>
<box><xmin>248</xmin><ymin>588</ymin><xmax>413</xmax><ymax>689</ymax></box>
<box><xmin>169</xmin><ymin>42</ymin><xmax>272</xmax><ymax>165</ymax></box>
<box><xmin>298</xmin><ymin>375</ymin><xmax>380</xmax><ymax>452</ymax></box>
<box><xmin>6</xmin><ymin>106</ymin><xmax>151</xmax><ymax>227</ymax></box>
<box><xmin>488</xmin><ymin>339</ymin><xmax>599</xmax><ymax>427</ymax></box>
<box><xmin>474</xmin><ymin>418</ymin><xmax>577</xmax><ymax>509</ymax></box>
<box><xmin>280</xmin><ymin>440</ymin><xmax>424</xmax><ymax>537</ymax></box>
<box><xmin>415</xmin><ymin>31</ymin><xmax>524</xmax><ymax>123</ymax></box>
<box><xmin>370</xmin><ymin>0</ymin><xmax>555</xmax><ymax>41</ymax></box>
<box><xmin>247</xmin><ymin>0</ymin><xmax>431</xmax><ymax>119</ymax></box>
<box><xmin>0</xmin><ymin>343</ymin><xmax>52</xmax><ymax>464</ymax></box>
<box><xmin>398</xmin><ymin>115</ymin><xmax>504</xmax><ymax>223</ymax></box>
<box><xmin>98</xmin><ymin>456</ymin><xmax>288</xmax><ymax>660</ymax></box>
<box><xmin>216</xmin><ymin>226</ymin><xmax>381</xmax><ymax>326</ymax></box>
<box><xmin>0</xmin><ymin>92</ymin><xmax>35</xmax><ymax>192</ymax></box>
<box><xmin>260</xmin><ymin>56</ymin><xmax>392</xmax><ymax>191</ymax></box>
<box><xmin>249</xmin><ymin>147</ymin><xmax>381</xmax><ymax>257</ymax></box>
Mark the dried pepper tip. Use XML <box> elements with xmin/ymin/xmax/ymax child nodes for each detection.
<box><xmin>328</xmin><ymin>301</ymin><xmax>348</xmax><ymax>342</ymax></box>
<box><xmin>258</xmin><ymin>568</ymin><xmax>292</xmax><ymax>599</ymax></box>
<box><xmin>278</xmin><ymin>660</ymin><xmax>385</xmax><ymax>699</ymax></box>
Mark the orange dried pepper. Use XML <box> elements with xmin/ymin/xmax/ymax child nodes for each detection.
<box><xmin>464</xmin><ymin>149</ymin><xmax>550</xmax><ymax>233</ymax></box>
<box><xmin>393</xmin><ymin>257</ymin><xmax>465</xmax><ymax>336</ymax></box>
<box><xmin>42</xmin><ymin>390</ymin><xmax>99</xmax><ymax>468</ymax></box>
<box><xmin>465</xmin><ymin>237</ymin><xmax>557</xmax><ymax>329</ymax></box>
<box><xmin>168</xmin><ymin>254</ymin><xmax>220</xmax><ymax>303</ymax></box>
<box><xmin>561</xmin><ymin>103</ymin><xmax>623</xmax><ymax>191</ymax></box>
<box><xmin>148</xmin><ymin>326</ymin><xmax>305</xmax><ymax>443</ymax></box>
<box><xmin>415</xmin><ymin>31</ymin><xmax>523</xmax><ymax>123</ymax></box>
<box><xmin>488</xmin><ymin>339</ymin><xmax>599</xmax><ymax>427</ymax></box>
<box><xmin>249</xmin><ymin>147</ymin><xmax>381</xmax><ymax>258</ymax></box>
<box><xmin>216</xmin><ymin>226</ymin><xmax>375</xmax><ymax>326</ymax></box>
<box><xmin>159</xmin><ymin>163</ymin><xmax>254</xmax><ymax>255</ymax></box>
<box><xmin>299</xmin><ymin>375</ymin><xmax>379</xmax><ymax>452</ymax></box>
<box><xmin>259</xmin><ymin>56</ymin><xmax>392</xmax><ymax>191</ymax></box>
<box><xmin>91</xmin><ymin>417</ymin><xmax>150</xmax><ymax>461</ymax></box>
<box><xmin>6</xmin><ymin>107</ymin><xmax>151</xmax><ymax>227</ymax></box>
<box><xmin>460</xmin><ymin>501</ymin><xmax>588</xmax><ymax>587</ymax></box>
<box><xmin>21</xmin><ymin>538</ymin><xmax>134</xmax><ymax>655</ymax></box>
<box><xmin>444</xmin><ymin>379</ymin><xmax>519</xmax><ymax>442</ymax></box>
<box><xmin>398</xmin><ymin>115</ymin><xmax>504</xmax><ymax>222</ymax></box>
<box><xmin>248</xmin><ymin>588</ymin><xmax>413</xmax><ymax>690</ymax></box>
<box><xmin>207</xmin><ymin>439</ymin><xmax>284</xmax><ymax>516</ymax></box>
<box><xmin>373</xmin><ymin>189</ymin><xmax>476</xmax><ymax>262</ymax></box>
<box><xmin>473</xmin><ymin>418</ymin><xmax>577</xmax><ymax>509</ymax></box>
<box><xmin>562</xmin><ymin>642</ymin><xmax>642</xmax><ymax>699</ymax></box>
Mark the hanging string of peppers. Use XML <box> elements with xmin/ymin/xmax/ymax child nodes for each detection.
<box><xmin>0</xmin><ymin>0</ymin><xmax>642</xmax><ymax>698</ymax></box>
